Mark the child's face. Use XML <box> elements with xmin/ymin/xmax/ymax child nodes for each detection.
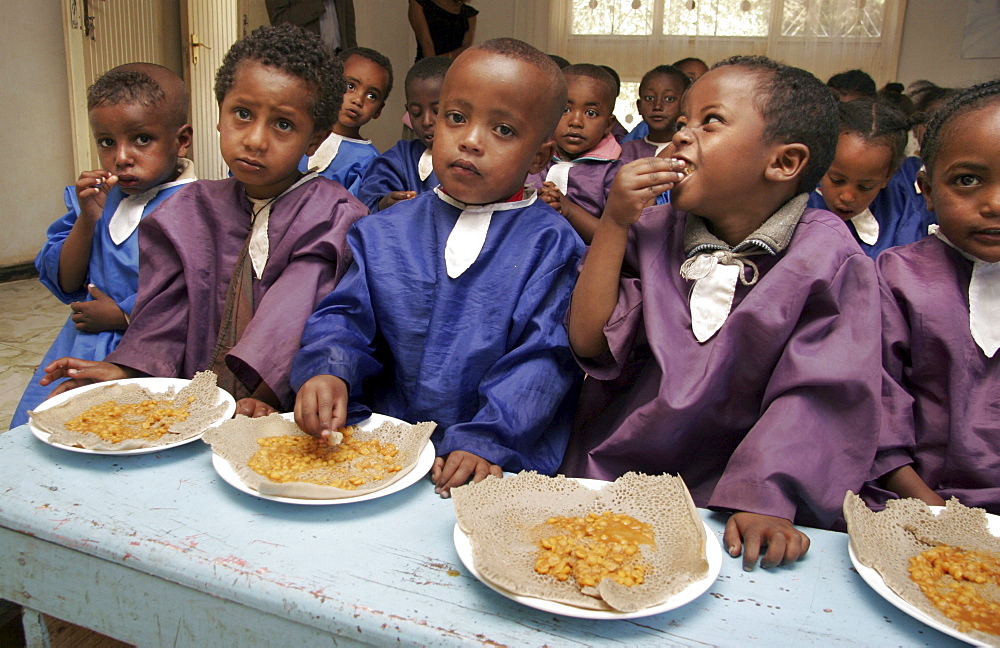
<box><xmin>218</xmin><ymin>60</ymin><xmax>328</xmax><ymax>199</ymax></box>
<box><xmin>676</xmin><ymin>60</ymin><xmax>708</xmax><ymax>82</ymax></box>
<box><xmin>406</xmin><ymin>76</ymin><xmax>444</xmax><ymax>149</ymax></box>
<box><xmin>554</xmin><ymin>75</ymin><xmax>613</xmax><ymax>160</ymax></box>
<box><xmin>433</xmin><ymin>51</ymin><xmax>551</xmax><ymax>205</ymax></box>
<box><xmin>921</xmin><ymin>104</ymin><xmax>1000</xmax><ymax>262</ymax></box>
<box><xmin>636</xmin><ymin>73</ymin><xmax>686</xmax><ymax>141</ymax></box>
<box><xmin>336</xmin><ymin>55</ymin><xmax>388</xmax><ymax>137</ymax></box>
<box><xmin>88</xmin><ymin>102</ymin><xmax>191</xmax><ymax>195</ymax></box>
<box><xmin>665</xmin><ymin>66</ymin><xmax>774</xmax><ymax>220</ymax></box>
<box><xmin>820</xmin><ymin>133</ymin><xmax>892</xmax><ymax>221</ymax></box>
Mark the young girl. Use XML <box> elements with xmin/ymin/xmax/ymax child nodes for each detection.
<box><xmin>863</xmin><ymin>79</ymin><xmax>1000</xmax><ymax>515</ymax></box>
<box><xmin>807</xmin><ymin>98</ymin><xmax>917</xmax><ymax>258</ymax></box>
<box><xmin>619</xmin><ymin>65</ymin><xmax>690</xmax><ymax>163</ymax></box>
<box><xmin>39</xmin><ymin>24</ymin><xmax>366</xmax><ymax>416</ymax></box>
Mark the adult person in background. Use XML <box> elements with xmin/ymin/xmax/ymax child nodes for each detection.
<box><xmin>266</xmin><ymin>0</ymin><xmax>356</xmax><ymax>53</ymax></box>
<box><xmin>408</xmin><ymin>0</ymin><xmax>478</xmax><ymax>61</ymax></box>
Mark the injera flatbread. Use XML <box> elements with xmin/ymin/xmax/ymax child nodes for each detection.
<box><xmin>203</xmin><ymin>414</ymin><xmax>436</xmax><ymax>499</ymax></box>
<box><xmin>28</xmin><ymin>371</ymin><xmax>227</xmax><ymax>451</ymax></box>
<box><xmin>452</xmin><ymin>472</ymin><xmax>708</xmax><ymax>612</ymax></box>
<box><xmin>843</xmin><ymin>492</ymin><xmax>1000</xmax><ymax>646</ymax></box>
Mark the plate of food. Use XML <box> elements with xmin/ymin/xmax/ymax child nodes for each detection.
<box><xmin>844</xmin><ymin>493</ymin><xmax>1000</xmax><ymax>646</ymax></box>
<box><xmin>27</xmin><ymin>372</ymin><xmax>235</xmax><ymax>455</ymax></box>
<box><xmin>451</xmin><ymin>472</ymin><xmax>721</xmax><ymax>619</ymax></box>
<box><xmin>205</xmin><ymin>412</ymin><xmax>436</xmax><ymax>505</ymax></box>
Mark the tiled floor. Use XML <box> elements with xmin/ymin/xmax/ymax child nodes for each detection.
<box><xmin>0</xmin><ymin>278</ymin><xmax>131</xmax><ymax>647</ymax></box>
<box><xmin>0</xmin><ymin>278</ymin><xmax>68</xmax><ymax>431</ymax></box>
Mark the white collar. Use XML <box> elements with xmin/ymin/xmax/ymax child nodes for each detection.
<box><xmin>108</xmin><ymin>158</ymin><xmax>197</xmax><ymax>245</ymax></box>
<box><xmin>418</xmin><ymin>147</ymin><xmax>434</xmax><ymax>182</ymax></box>
<box><xmin>246</xmin><ymin>173</ymin><xmax>316</xmax><ymax>279</ymax></box>
<box><xmin>850</xmin><ymin>208</ymin><xmax>880</xmax><ymax>245</ymax></box>
<box><xmin>642</xmin><ymin>137</ymin><xmax>670</xmax><ymax>157</ymax></box>
<box><xmin>930</xmin><ymin>225</ymin><xmax>1000</xmax><ymax>357</ymax></box>
<box><xmin>307</xmin><ymin>133</ymin><xmax>372</xmax><ymax>173</ymax></box>
<box><xmin>434</xmin><ymin>187</ymin><xmax>537</xmax><ymax>278</ymax></box>
<box><xmin>544</xmin><ymin>160</ymin><xmax>576</xmax><ymax>194</ymax></box>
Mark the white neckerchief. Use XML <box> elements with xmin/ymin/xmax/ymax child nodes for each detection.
<box><xmin>418</xmin><ymin>148</ymin><xmax>434</xmax><ymax>181</ymax></box>
<box><xmin>108</xmin><ymin>158</ymin><xmax>196</xmax><ymax>245</ymax></box>
<box><xmin>435</xmin><ymin>187</ymin><xmax>537</xmax><ymax>278</ymax></box>
<box><xmin>246</xmin><ymin>173</ymin><xmax>316</xmax><ymax>279</ymax></box>
<box><xmin>307</xmin><ymin>133</ymin><xmax>372</xmax><ymax>173</ymax></box>
<box><xmin>930</xmin><ymin>224</ymin><xmax>1000</xmax><ymax>358</ymax></box>
<box><xmin>643</xmin><ymin>137</ymin><xmax>670</xmax><ymax>157</ymax></box>
<box><xmin>545</xmin><ymin>160</ymin><xmax>576</xmax><ymax>194</ymax></box>
<box><xmin>851</xmin><ymin>208</ymin><xmax>879</xmax><ymax>245</ymax></box>
<box><xmin>680</xmin><ymin>194</ymin><xmax>807</xmax><ymax>343</ymax></box>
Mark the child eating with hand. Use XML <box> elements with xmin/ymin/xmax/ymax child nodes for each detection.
<box><xmin>356</xmin><ymin>56</ymin><xmax>450</xmax><ymax>213</ymax></box>
<box><xmin>301</xmin><ymin>47</ymin><xmax>392</xmax><ymax>197</ymax></box>
<box><xmin>38</xmin><ymin>24</ymin><xmax>366</xmax><ymax>417</ymax></box>
<box><xmin>562</xmin><ymin>56</ymin><xmax>882</xmax><ymax>570</ymax></box>
<box><xmin>11</xmin><ymin>63</ymin><xmax>194</xmax><ymax>427</ymax></box>
<box><xmin>527</xmin><ymin>63</ymin><xmax>623</xmax><ymax>244</ymax></box>
<box><xmin>293</xmin><ymin>38</ymin><xmax>585</xmax><ymax>497</ymax></box>
<box><xmin>862</xmin><ymin>80</ymin><xmax>1000</xmax><ymax>515</ymax></box>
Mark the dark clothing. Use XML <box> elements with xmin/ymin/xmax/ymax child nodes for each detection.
<box><xmin>414</xmin><ymin>0</ymin><xmax>477</xmax><ymax>61</ymax></box>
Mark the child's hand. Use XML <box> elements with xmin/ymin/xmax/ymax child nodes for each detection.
<box><xmin>604</xmin><ymin>158</ymin><xmax>684</xmax><ymax>229</ymax></box>
<box><xmin>75</xmin><ymin>170</ymin><xmax>118</xmax><ymax>224</ymax></box>
<box><xmin>293</xmin><ymin>375</ymin><xmax>349</xmax><ymax>444</ymax></box>
<box><xmin>70</xmin><ymin>284</ymin><xmax>128</xmax><ymax>333</ymax></box>
<box><xmin>235</xmin><ymin>398</ymin><xmax>277</xmax><ymax>418</ymax></box>
<box><xmin>39</xmin><ymin>358</ymin><xmax>132</xmax><ymax>395</ymax></box>
<box><xmin>379</xmin><ymin>190</ymin><xmax>417</xmax><ymax>211</ymax></box>
<box><xmin>431</xmin><ymin>450</ymin><xmax>503</xmax><ymax>498</ymax></box>
<box><xmin>723</xmin><ymin>511</ymin><xmax>811</xmax><ymax>571</ymax></box>
<box><xmin>538</xmin><ymin>181</ymin><xmax>564</xmax><ymax>213</ymax></box>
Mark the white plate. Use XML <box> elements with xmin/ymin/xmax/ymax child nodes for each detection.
<box><xmin>453</xmin><ymin>478</ymin><xmax>722</xmax><ymax>620</ymax></box>
<box><xmin>848</xmin><ymin>506</ymin><xmax>1000</xmax><ymax>647</ymax></box>
<box><xmin>29</xmin><ymin>377</ymin><xmax>236</xmax><ymax>456</ymax></box>
<box><xmin>211</xmin><ymin>413</ymin><xmax>435</xmax><ymax>505</ymax></box>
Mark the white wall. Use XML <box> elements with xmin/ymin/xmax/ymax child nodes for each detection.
<box><xmin>897</xmin><ymin>0</ymin><xmax>999</xmax><ymax>88</ymax></box>
<box><xmin>1</xmin><ymin>0</ymin><xmax>75</xmax><ymax>267</ymax></box>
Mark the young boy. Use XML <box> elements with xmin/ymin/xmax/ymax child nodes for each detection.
<box><xmin>39</xmin><ymin>24</ymin><xmax>366</xmax><ymax>416</ymax></box>
<box><xmin>356</xmin><ymin>56</ymin><xmax>450</xmax><ymax>213</ymax></box>
<box><xmin>293</xmin><ymin>38</ymin><xmax>585</xmax><ymax>497</ymax></box>
<box><xmin>563</xmin><ymin>56</ymin><xmax>882</xmax><ymax>570</ymax></box>
<box><xmin>619</xmin><ymin>65</ymin><xmax>690</xmax><ymax>163</ymax></box>
<box><xmin>11</xmin><ymin>63</ymin><xmax>195</xmax><ymax>428</ymax></box>
<box><xmin>300</xmin><ymin>47</ymin><xmax>391</xmax><ymax>197</ymax></box>
<box><xmin>528</xmin><ymin>63</ymin><xmax>623</xmax><ymax>243</ymax></box>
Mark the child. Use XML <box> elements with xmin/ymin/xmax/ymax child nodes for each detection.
<box><xmin>39</xmin><ymin>24</ymin><xmax>367</xmax><ymax>416</ymax></box>
<box><xmin>356</xmin><ymin>56</ymin><xmax>450</xmax><ymax>213</ymax></box>
<box><xmin>562</xmin><ymin>56</ymin><xmax>882</xmax><ymax>570</ymax></box>
<box><xmin>300</xmin><ymin>47</ymin><xmax>392</xmax><ymax>197</ymax></box>
<box><xmin>673</xmin><ymin>57</ymin><xmax>709</xmax><ymax>82</ymax></box>
<box><xmin>527</xmin><ymin>63</ymin><xmax>623</xmax><ymax>243</ymax></box>
<box><xmin>10</xmin><ymin>63</ymin><xmax>195</xmax><ymax>428</ymax></box>
<box><xmin>292</xmin><ymin>38</ymin><xmax>585</xmax><ymax>497</ymax></box>
<box><xmin>619</xmin><ymin>65</ymin><xmax>690</xmax><ymax>163</ymax></box>
<box><xmin>862</xmin><ymin>79</ymin><xmax>1000</xmax><ymax>515</ymax></box>
<box><xmin>827</xmin><ymin>69</ymin><xmax>877</xmax><ymax>102</ymax></box>
<box><xmin>807</xmin><ymin>98</ymin><xmax>918</xmax><ymax>258</ymax></box>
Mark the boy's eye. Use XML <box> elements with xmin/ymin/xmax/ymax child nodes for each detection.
<box><xmin>236</xmin><ymin>108</ymin><xmax>251</xmax><ymax>120</ymax></box>
<box><xmin>585</xmin><ymin>109</ymin><xmax>599</xmax><ymax>118</ymax></box>
<box><xmin>859</xmin><ymin>185</ymin><xmax>876</xmax><ymax>193</ymax></box>
<box><xmin>495</xmin><ymin>124</ymin><xmax>515</xmax><ymax>137</ymax></box>
<box><xmin>562</xmin><ymin>105</ymin><xmax>570</xmax><ymax>114</ymax></box>
<box><xmin>346</xmin><ymin>81</ymin><xmax>356</xmax><ymax>91</ymax></box>
<box><xmin>955</xmin><ymin>174</ymin><xmax>981</xmax><ymax>187</ymax></box>
<box><xmin>135</xmin><ymin>134</ymin><xmax>152</xmax><ymax>145</ymax></box>
<box><xmin>366</xmin><ymin>91</ymin><xmax>379</xmax><ymax>101</ymax></box>
<box><xmin>445</xmin><ymin>112</ymin><xmax>466</xmax><ymax>125</ymax></box>
<box><xmin>664</xmin><ymin>96</ymin><xmax>677</xmax><ymax>103</ymax></box>
<box><xmin>704</xmin><ymin>114</ymin><xmax>723</xmax><ymax>124</ymax></box>
<box><xmin>96</xmin><ymin>138</ymin><xmax>114</xmax><ymax>148</ymax></box>
<box><xmin>276</xmin><ymin>119</ymin><xmax>293</xmax><ymax>131</ymax></box>
<box><xmin>641</xmin><ymin>95</ymin><xmax>654</xmax><ymax>102</ymax></box>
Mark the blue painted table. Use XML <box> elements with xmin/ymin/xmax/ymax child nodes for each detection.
<box><xmin>0</xmin><ymin>426</ymin><xmax>964</xmax><ymax>647</ymax></box>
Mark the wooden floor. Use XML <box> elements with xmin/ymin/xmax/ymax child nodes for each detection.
<box><xmin>0</xmin><ymin>280</ymin><xmax>133</xmax><ymax>647</ymax></box>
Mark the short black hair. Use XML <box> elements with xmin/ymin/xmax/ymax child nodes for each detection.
<box><xmin>715</xmin><ymin>55</ymin><xmax>839</xmax><ymax>194</ymax></box>
<box><xmin>838</xmin><ymin>98</ymin><xmax>911</xmax><ymax>174</ymax></box>
<box><xmin>88</xmin><ymin>69</ymin><xmax>164</xmax><ymax>111</ymax></box>
<box><xmin>340</xmin><ymin>46</ymin><xmax>393</xmax><ymax>101</ymax></box>
<box><xmin>639</xmin><ymin>65</ymin><xmax>691</xmax><ymax>93</ymax></box>
<box><xmin>563</xmin><ymin>63</ymin><xmax>618</xmax><ymax>108</ymax></box>
<box><xmin>599</xmin><ymin>65</ymin><xmax>621</xmax><ymax>95</ymax></box>
<box><xmin>827</xmin><ymin>69</ymin><xmax>877</xmax><ymax>98</ymax></box>
<box><xmin>468</xmin><ymin>38</ymin><xmax>568</xmax><ymax>140</ymax></box>
<box><xmin>672</xmin><ymin>57</ymin><xmax>707</xmax><ymax>69</ymax></box>
<box><xmin>921</xmin><ymin>78</ymin><xmax>1000</xmax><ymax>175</ymax></box>
<box><xmin>548</xmin><ymin>54</ymin><xmax>571</xmax><ymax>69</ymax></box>
<box><xmin>405</xmin><ymin>55</ymin><xmax>452</xmax><ymax>92</ymax></box>
<box><xmin>214</xmin><ymin>23</ymin><xmax>344</xmax><ymax>132</ymax></box>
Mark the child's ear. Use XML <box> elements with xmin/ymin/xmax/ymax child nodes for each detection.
<box><xmin>372</xmin><ymin>100</ymin><xmax>385</xmax><ymax>121</ymax></box>
<box><xmin>917</xmin><ymin>168</ymin><xmax>934</xmax><ymax>212</ymax></box>
<box><xmin>529</xmin><ymin>140</ymin><xmax>556</xmax><ymax>175</ymax></box>
<box><xmin>764</xmin><ymin>143</ymin><xmax>809</xmax><ymax>184</ymax></box>
<box><xmin>175</xmin><ymin>124</ymin><xmax>193</xmax><ymax>158</ymax></box>
<box><xmin>306</xmin><ymin>128</ymin><xmax>332</xmax><ymax>156</ymax></box>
